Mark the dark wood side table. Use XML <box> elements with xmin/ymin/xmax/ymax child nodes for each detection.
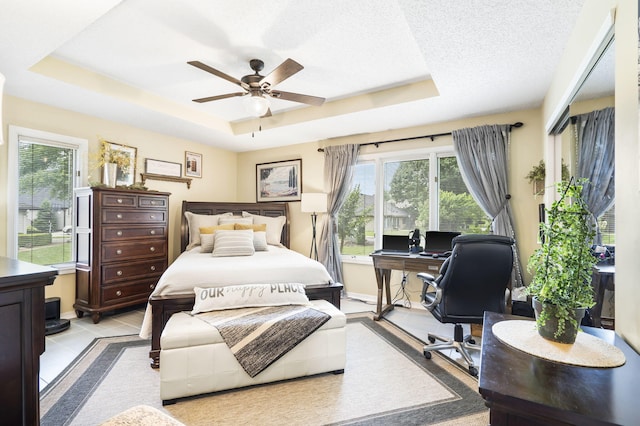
<box><xmin>0</xmin><ymin>257</ymin><xmax>57</xmax><ymax>426</ymax></box>
<box><xmin>370</xmin><ymin>252</ymin><xmax>444</xmax><ymax>320</ymax></box>
<box><xmin>479</xmin><ymin>311</ymin><xmax>639</xmax><ymax>425</ymax></box>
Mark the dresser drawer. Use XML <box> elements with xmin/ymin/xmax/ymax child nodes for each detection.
<box><xmin>102</xmin><ymin>240</ymin><xmax>167</xmax><ymax>261</ymax></box>
<box><xmin>102</xmin><ymin>258</ymin><xmax>166</xmax><ymax>284</ymax></box>
<box><xmin>102</xmin><ymin>226</ymin><xmax>166</xmax><ymax>241</ymax></box>
<box><xmin>102</xmin><ymin>278</ymin><xmax>159</xmax><ymax>304</ymax></box>
<box><xmin>101</xmin><ymin>193</ymin><xmax>137</xmax><ymax>208</ymax></box>
<box><xmin>102</xmin><ymin>209</ymin><xmax>167</xmax><ymax>224</ymax></box>
<box><xmin>139</xmin><ymin>196</ymin><xmax>168</xmax><ymax>209</ymax></box>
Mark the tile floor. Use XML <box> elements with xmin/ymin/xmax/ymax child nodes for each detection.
<box><xmin>40</xmin><ymin>297</ymin><xmax>480</xmax><ymax>391</ymax></box>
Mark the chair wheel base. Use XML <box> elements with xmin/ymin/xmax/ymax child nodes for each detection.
<box><xmin>428</xmin><ymin>336</ymin><xmax>436</xmax><ymax>343</ymax></box>
<box><xmin>424</xmin><ymin>350</ymin><xmax>432</xmax><ymax>359</ymax></box>
<box><xmin>469</xmin><ymin>366</ymin><xmax>478</xmax><ymax>377</ymax></box>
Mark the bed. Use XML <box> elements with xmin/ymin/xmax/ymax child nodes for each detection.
<box><xmin>141</xmin><ymin>201</ymin><xmax>343</xmax><ymax>368</ymax></box>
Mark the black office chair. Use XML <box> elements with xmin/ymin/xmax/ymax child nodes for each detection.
<box><xmin>417</xmin><ymin>234</ymin><xmax>514</xmax><ymax>376</ymax></box>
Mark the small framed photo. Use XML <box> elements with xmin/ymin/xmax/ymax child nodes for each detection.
<box><xmin>106</xmin><ymin>142</ymin><xmax>137</xmax><ymax>186</ymax></box>
<box><xmin>145</xmin><ymin>158</ymin><xmax>182</xmax><ymax>177</ymax></box>
<box><xmin>185</xmin><ymin>151</ymin><xmax>202</xmax><ymax>178</ymax></box>
<box><xmin>256</xmin><ymin>159</ymin><xmax>302</xmax><ymax>202</ymax></box>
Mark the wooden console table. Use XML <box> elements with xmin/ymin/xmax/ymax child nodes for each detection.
<box><xmin>479</xmin><ymin>311</ymin><xmax>639</xmax><ymax>425</ymax></box>
<box><xmin>370</xmin><ymin>252</ymin><xmax>444</xmax><ymax>320</ymax></box>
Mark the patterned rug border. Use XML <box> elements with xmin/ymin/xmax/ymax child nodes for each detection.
<box><xmin>40</xmin><ymin>314</ymin><xmax>485</xmax><ymax>425</ymax></box>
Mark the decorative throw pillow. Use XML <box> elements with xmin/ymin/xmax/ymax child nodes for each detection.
<box><xmin>199</xmin><ymin>224</ymin><xmax>236</xmax><ymax>253</ymax></box>
<box><xmin>200</xmin><ymin>233</ymin><xmax>215</xmax><ymax>253</ymax></box>
<box><xmin>184</xmin><ymin>211</ymin><xmax>232</xmax><ymax>250</ymax></box>
<box><xmin>212</xmin><ymin>229</ymin><xmax>255</xmax><ymax>257</ymax></box>
<box><xmin>242</xmin><ymin>212</ymin><xmax>286</xmax><ymax>246</ymax></box>
<box><xmin>253</xmin><ymin>231</ymin><xmax>268</xmax><ymax>251</ymax></box>
<box><xmin>234</xmin><ymin>223</ymin><xmax>267</xmax><ymax>232</ymax></box>
<box><xmin>191</xmin><ymin>283</ymin><xmax>310</xmax><ymax>314</ymax></box>
<box><xmin>218</xmin><ymin>216</ymin><xmax>253</xmax><ymax>226</ymax></box>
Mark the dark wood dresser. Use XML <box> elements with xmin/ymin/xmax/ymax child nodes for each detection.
<box><xmin>74</xmin><ymin>187</ymin><xmax>170</xmax><ymax>323</ymax></box>
<box><xmin>0</xmin><ymin>257</ymin><xmax>57</xmax><ymax>426</ymax></box>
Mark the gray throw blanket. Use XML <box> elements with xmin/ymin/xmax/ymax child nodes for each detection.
<box><xmin>196</xmin><ymin>305</ymin><xmax>331</xmax><ymax>377</ymax></box>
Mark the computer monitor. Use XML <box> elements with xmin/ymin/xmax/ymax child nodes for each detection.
<box><xmin>423</xmin><ymin>231</ymin><xmax>461</xmax><ymax>255</ymax></box>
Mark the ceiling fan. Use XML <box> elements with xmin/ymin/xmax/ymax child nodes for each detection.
<box><xmin>188</xmin><ymin>58</ymin><xmax>325</xmax><ymax>117</ymax></box>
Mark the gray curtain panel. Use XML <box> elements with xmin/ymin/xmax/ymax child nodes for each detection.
<box><xmin>575</xmin><ymin>106</ymin><xmax>615</xmax><ymax>244</ymax></box>
<box><xmin>452</xmin><ymin>124</ymin><xmax>524</xmax><ymax>288</ymax></box>
<box><xmin>318</xmin><ymin>144</ymin><xmax>360</xmax><ymax>284</ymax></box>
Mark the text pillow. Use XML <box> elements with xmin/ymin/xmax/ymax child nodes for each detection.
<box><xmin>184</xmin><ymin>211</ymin><xmax>232</xmax><ymax>250</ymax></box>
<box><xmin>191</xmin><ymin>283</ymin><xmax>310</xmax><ymax>314</ymax></box>
<box><xmin>212</xmin><ymin>229</ymin><xmax>255</xmax><ymax>257</ymax></box>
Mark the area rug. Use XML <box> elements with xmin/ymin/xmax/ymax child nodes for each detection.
<box><xmin>40</xmin><ymin>314</ymin><xmax>488</xmax><ymax>426</ymax></box>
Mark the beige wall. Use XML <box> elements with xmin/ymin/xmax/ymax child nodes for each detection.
<box><xmin>613</xmin><ymin>0</ymin><xmax>639</xmax><ymax>351</ymax></box>
<box><xmin>238</xmin><ymin>108</ymin><xmax>544</xmax><ymax>303</ymax></box>
<box><xmin>1</xmin><ymin>96</ymin><xmax>238</xmax><ymax>314</ymax></box>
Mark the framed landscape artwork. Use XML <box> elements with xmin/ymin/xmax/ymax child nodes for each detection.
<box><xmin>256</xmin><ymin>159</ymin><xmax>302</xmax><ymax>202</ymax></box>
<box><xmin>107</xmin><ymin>142</ymin><xmax>137</xmax><ymax>186</ymax></box>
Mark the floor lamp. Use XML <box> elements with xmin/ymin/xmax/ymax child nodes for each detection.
<box><xmin>301</xmin><ymin>193</ymin><xmax>327</xmax><ymax>261</ymax></box>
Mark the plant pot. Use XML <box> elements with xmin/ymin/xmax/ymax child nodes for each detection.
<box><xmin>532</xmin><ymin>297</ymin><xmax>585</xmax><ymax>344</ymax></box>
<box><xmin>103</xmin><ymin>163</ymin><xmax>118</xmax><ymax>188</ymax></box>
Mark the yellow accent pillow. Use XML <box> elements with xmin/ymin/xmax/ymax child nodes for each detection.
<box><xmin>199</xmin><ymin>223</ymin><xmax>235</xmax><ymax>234</ymax></box>
<box><xmin>235</xmin><ymin>223</ymin><xmax>267</xmax><ymax>231</ymax></box>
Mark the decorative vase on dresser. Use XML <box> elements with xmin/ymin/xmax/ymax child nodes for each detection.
<box><xmin>74</xmin><ymin>187</ymin><xmax>170</xmax><ymax>323</ymax></box>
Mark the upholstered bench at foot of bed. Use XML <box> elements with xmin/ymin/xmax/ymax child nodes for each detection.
<box><xmin>159</xmin><ymin>299</ymin><xmax>347</xmax><ymax>404</ymax></box>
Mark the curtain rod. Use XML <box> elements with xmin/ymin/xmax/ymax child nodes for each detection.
<box><xmin>317</xmin><ymin>121</ymin><xmax>523</xmax><ymax>152</ymax></box>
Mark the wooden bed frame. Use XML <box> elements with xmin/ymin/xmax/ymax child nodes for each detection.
<box><xmin>147</xmin><ymin>200</ymin><xmax>343</xmax><ymax>368</ymax></box>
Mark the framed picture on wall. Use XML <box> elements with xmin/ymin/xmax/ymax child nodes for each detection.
<box><xmin>185</xmin><ymin>151</ymin><xmax>202</xmax><ymax>178</ymax></box>
<box><xmin>106</xmin><ymin>142</ymin><xmax>137</xmax><ymax>186</ymax></box>
<box><xmin>256</xmin><ymin>159</ymin><xmax>302</xmax><ymax>202</ymax></box>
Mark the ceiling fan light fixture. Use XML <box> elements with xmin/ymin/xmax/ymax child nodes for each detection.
<box><xmin>244</xmin><ymin>93</ymin><xmax>270</xmax><ymax>117</ymax></box>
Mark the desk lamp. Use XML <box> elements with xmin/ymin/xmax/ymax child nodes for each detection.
<box><xmin>301</xmin><ymin>193</ymin><xmax>327</xmax><ymax>260</ymax></box>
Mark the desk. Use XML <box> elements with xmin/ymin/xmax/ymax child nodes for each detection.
<box><xmin>479</xmin><ymin>311</ymin><xmax>639</xmax><ymax>426</ymax></box>
<box><xmin>370</xmin><ymin>252</ymin><xmax>445</xmax><ymax>320</ymax></box>
<box><xmin>592</xmin><ymin>264</ymin><xmax>614</xmax><ymax>328</ymax></box>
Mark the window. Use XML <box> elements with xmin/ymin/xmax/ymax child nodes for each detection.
<box><xmin>598</xmin><ymin>204</ymin><xmax>615</xmax><ymax>245</ymax></box>
<box><xmin>338</xmin><ymin>148</ymin><xmax>488</xmax><ymax>258</ymax></box>
<box><xmin>7</xmin><ymin>126</ymin><xmax>87</xmax><ymax>270</ymax></box>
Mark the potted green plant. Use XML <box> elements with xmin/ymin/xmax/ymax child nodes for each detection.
<box><xmin>525</xmin><ymin>160</ymin><xmax>570</xmax><ymax>195</ymax></box>
<box><xmin>526</xmin><ymin>178</ymin><xmax>597</xmax><ymax>343</ymax></box>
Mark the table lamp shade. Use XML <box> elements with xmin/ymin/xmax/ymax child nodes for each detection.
<box><xmin>301</xmin><ymin>193</ymin><xmax>327</xmax><ymax>213</ymax></box>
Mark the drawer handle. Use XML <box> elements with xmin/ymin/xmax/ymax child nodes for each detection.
<box><xmin>150</xmin><ymin>247</ymin><xmax>156</xmax><ymax>252</ymax></box>
<box><xmin>116</xmin><ymin>214</ymin><xmax>123</xmax><ymax>219</ymax></box>
<box><xmin>428</xmin><ymin>266</ymin><xmax>438</xmax><ymax>271</ymax></box>
<box><xmin>116</xmin><ymin>249</ymin><xmax>122</xmax><ymax>255</ymax></box>
<box><xmin>116</xmin><ymin>230</ymin><xmax>123</xmax><ymax>236</ymax></box>
<box><xmin>151</xmin><ymin>201</ymin><xmax>157</xmax><ymax>205</ymax></box>
<box><xmin>150</xmin><ymin>284</ymin><xmax>155</xmax><ymax>289</ymax></box>
<box><xmin>150</xmin><ymin>230</ymin><xmax>156</xmax><ymax>235</ymax></box>
<box><xmin>116</xmin><ymin>290</ymin><xmax>122</xmax><ymax>296</ymax></box>
<box><xmin>116</xmin><ymin>270</ymin><xmax>123</xmax><ymax>276</ymax></box>
<box><xmin>117</xmin><ymin>198</ymin><xmax>123</xmax><ymax>204</ymax></box>
<box><xmin>150</xmin><ymin>265</ymin><xmax>156</xmax><ymax>271</ymax></box>
<box><xmin>150</xmin><ymin>215</ymin><xmax>155</xmax><ymax>219</ymax></box>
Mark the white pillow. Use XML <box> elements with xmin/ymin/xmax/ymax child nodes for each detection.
<box><xmin>218</xmin><ymin>216</ymin><xmax>253</xmax><ymax>226</ymax></box>
<box><xmin>184</xmin><ymin>211</ymin><xmax>232</xmax><ymax>250</ymax></box>
<box><xmin>253</xmin><ymin>231</ymin><xmax>268</xmax><ymax>251</ymax></box>
<box><xmin>191</xmin><ymin>283</ymin><xmax>309</xmax><ymax>314</ymax></box>
<box><xmin>242</xmin><ymin>212</ymin><xmax>286</xmax><ymax>246</ymax></box>
<box><xmin>212</xmin><ymin>229</ymin><xmax>255</xmax><ymax>257</ymax></box>
<box><xmin>200</xmin><ymin>233</ymin><xmax>215</xmax><ymax>253</ymax></box>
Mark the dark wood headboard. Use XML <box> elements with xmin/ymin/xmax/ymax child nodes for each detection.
<box><xmin>180</xmin><ymin>201</ymin><xmax>290</xmax><ymax>252</ymax></box>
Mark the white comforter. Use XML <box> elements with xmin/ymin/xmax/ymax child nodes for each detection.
<box><xmin>139</xmin><ymin>246</ymin><xmax>333</xmax><ymax>338</ymax></box>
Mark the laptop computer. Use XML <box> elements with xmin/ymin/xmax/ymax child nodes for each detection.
<box><xmin>376</xmin><ymin>234</ymin><xmax>410</xmax><ymax>255</ymax></box>
<box><xmin>421</xmin><ymin>231</ymin><xmax>461</xmax><ymax>257</ymax></box>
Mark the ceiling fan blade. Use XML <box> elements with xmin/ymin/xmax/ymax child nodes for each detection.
<box><xmin>188</xmin><ymin>61</ymin><xmax>249</xmax><ymax>90</ymax></box>
<box><xmin>270</xmin><ymin>90</ymin><xmax>325</xmax><ymax>106</ymax></box>
<box><xmin>260</xmin><ymin>58</ymin><xmax>304</xmax><ymax>88</ymax></box>
<box><xmin>192</xmin><ymin>92</ymin><xmax>245</xmax><ymax>103</ymax></box>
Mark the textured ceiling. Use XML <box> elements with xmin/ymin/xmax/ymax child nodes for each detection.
<box><xmin>2</xmin><ymin>0</ymin><xmax>609</xmax><ymax>152</ymax></box>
